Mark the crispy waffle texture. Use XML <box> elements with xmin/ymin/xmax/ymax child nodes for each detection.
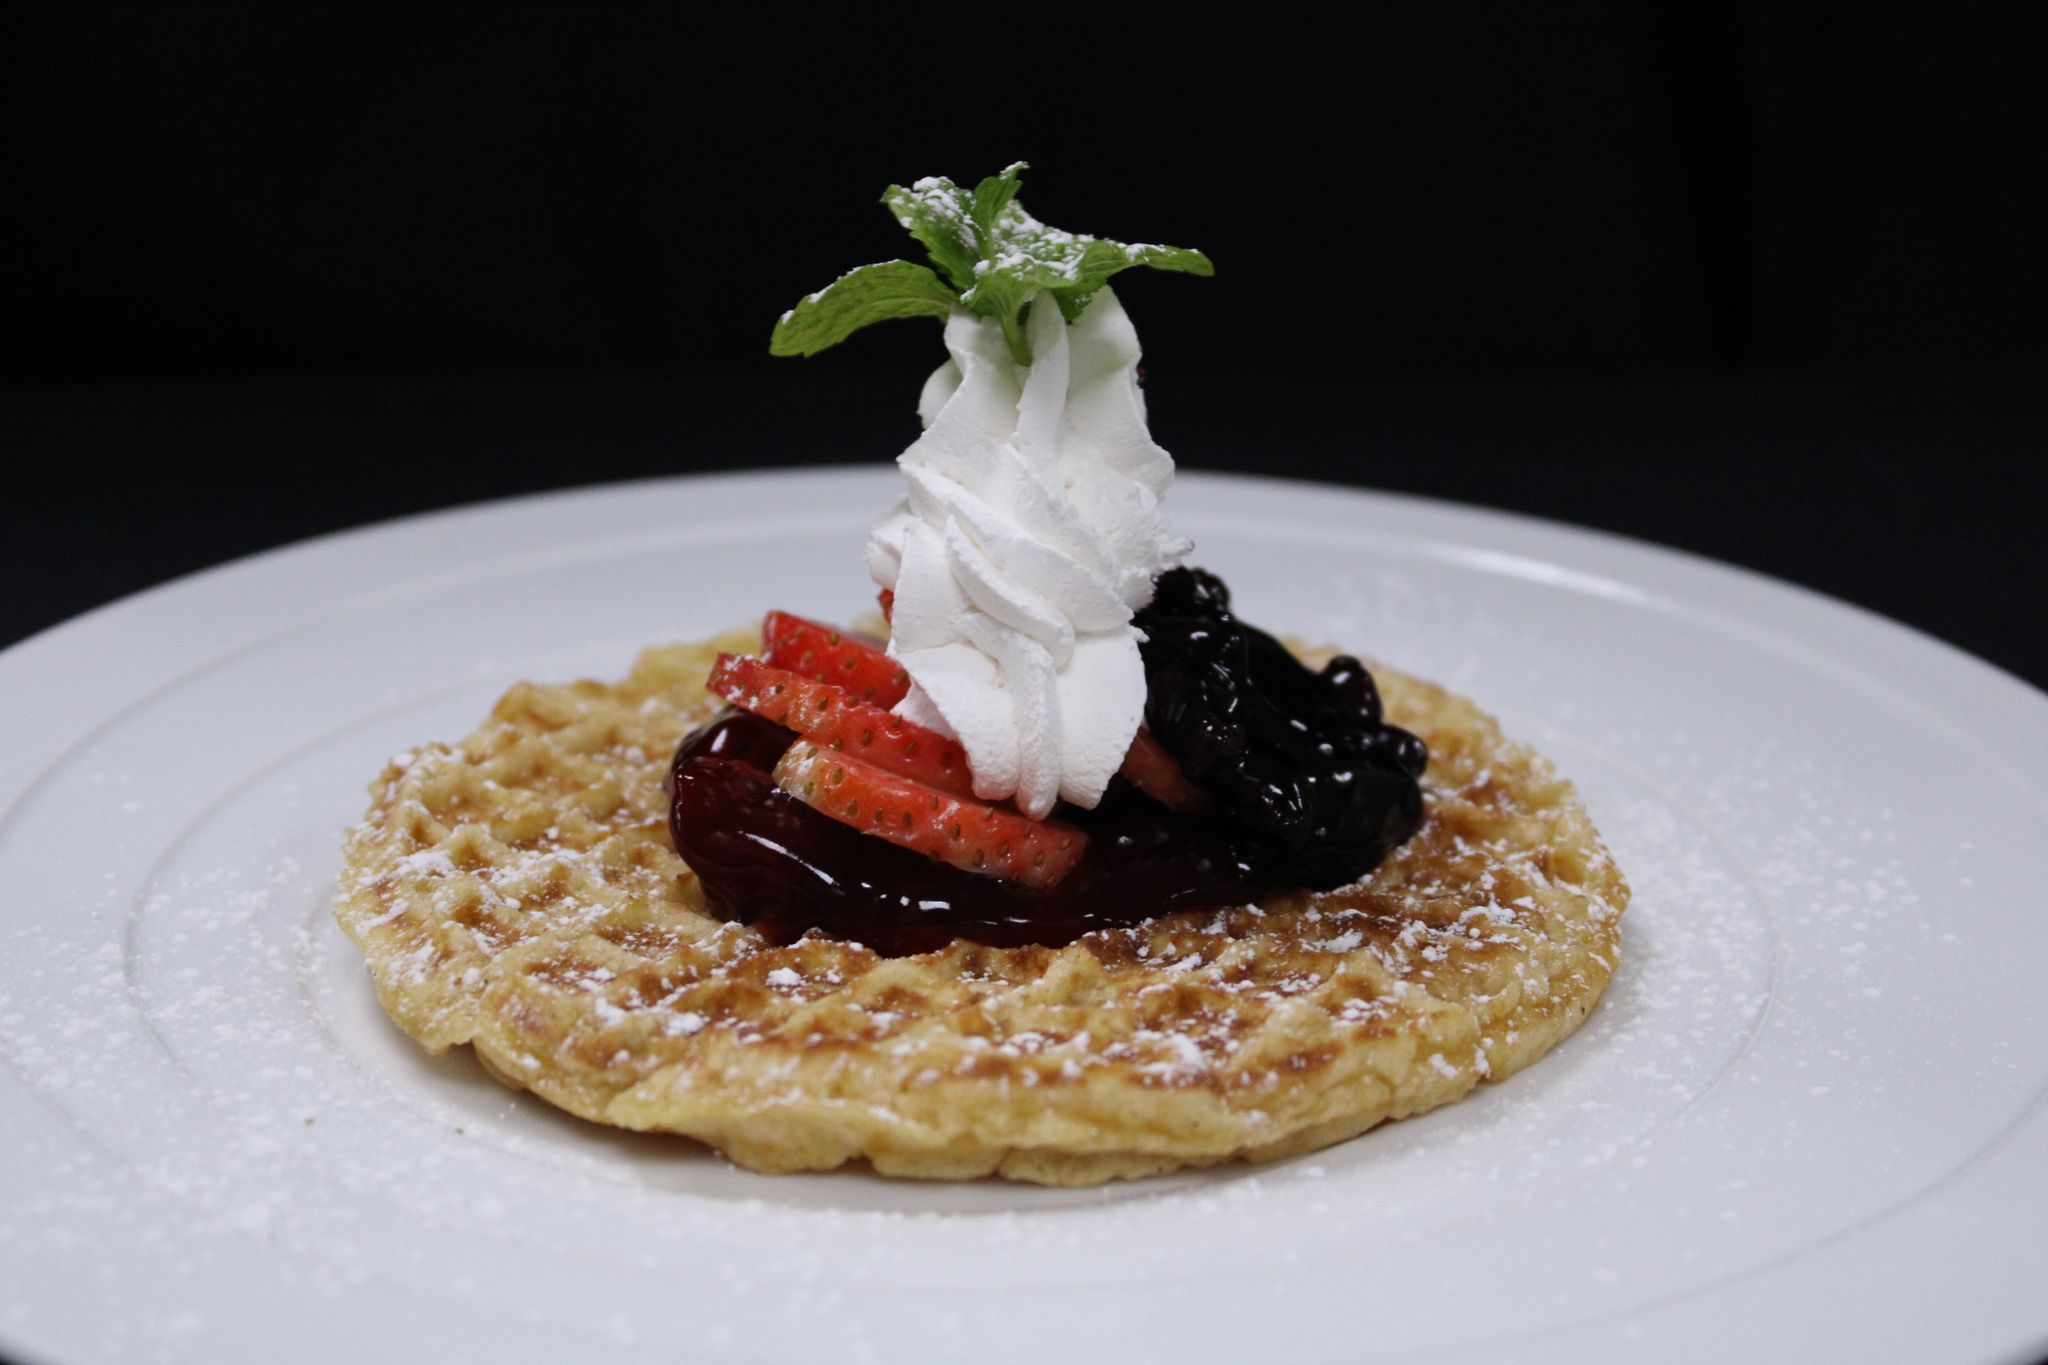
<box><xmin>333</xmin><ymin>631</ymin><xmax>1628</xmax><ymax>1185</ymax></box>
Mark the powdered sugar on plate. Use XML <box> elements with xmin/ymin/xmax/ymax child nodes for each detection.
<box><xmin>5</xmin><ymin>470</ymin><xmax>2047</xmax><ymax>1365</ymax></box>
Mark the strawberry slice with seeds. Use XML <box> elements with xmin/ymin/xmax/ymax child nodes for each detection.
<box><xmin>773</xmin><ymin>741</ymin><xmax>1087</xmax><ymax>889</ymax></box>
<box><xmin>1118</xmin><ymin>727</ymin><xmax>1211</xmax><ymax>813</ymax></box>
<box><xmin>707</xmin><ymin>653</ymin><xmax>975</xmax><ymax>797</ymax></box>
<box><xmin>761</xmin><ymin>610</ymin><xmax>910</xmax><ymax>706</ymax></box>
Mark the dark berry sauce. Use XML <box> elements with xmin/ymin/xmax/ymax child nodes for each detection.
<box><xmin>668</xmin><ymin>567</ymin><xmax>1427</xmax><ymax>956</ymax></box>
<box><xmin>1136</xmin><ymin>568</ymin><xmax>1427</xmax><ymax>889</ymax></box>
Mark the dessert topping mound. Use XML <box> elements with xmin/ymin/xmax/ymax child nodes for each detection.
<box><xmin>781</xmin><ymin>161</ymin><xmax>1211</xmax><ymax>821</ymax></box>
<box><xmin>669</xmin><ymin>165</ymin><xmax>1428</xmax><ymax>954</ymax></box>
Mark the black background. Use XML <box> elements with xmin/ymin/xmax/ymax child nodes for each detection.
<box><xmin>3</xmin><ymin>8</ymin><xmax>2048</xmax><ymax>1363</ymax></box>
<box><xmin>12</xmin><ymin>0</ymin><xmax>2048</xmax><ymax>687</ymax></box>
<box><xmin>6</xmin><ymin>7</ymin><xmax>2047</xmax><ymax>686</ymax></box>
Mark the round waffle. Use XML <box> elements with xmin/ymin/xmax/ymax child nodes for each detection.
<box><xmin>333</xmin><ymin>631</ymin><xmax>1628</xmax><ymax>1185</ymax></box>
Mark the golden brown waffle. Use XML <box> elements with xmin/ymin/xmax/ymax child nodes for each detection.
<box><xmin>333</xmin><ymin>631</ymin><xmax>1628</xmax><ymax>1185</ymax></box>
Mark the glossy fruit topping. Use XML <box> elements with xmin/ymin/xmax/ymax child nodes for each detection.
<box><xmin>773</xmin><ymin>740</ymin><xmax>1087</xmax><ymax>888</ymax></box>
<box><xmin>670</xmin><ymin>712</ymin><xmax>1265</xmax><ymax>956</ymax></box>
<box><xmin>1133</xmin><ymin>567</ymin><xmax>1427</xmax><ymax>889</ymax></box>
<box><xmin>670</xmin><ymin>571</ymin><xmax>1428</xmax><ymax>954</ymax></box>
<box><xmin>1116</xmin><ymin>727</ymin><xmax>1209</xmax><ymax>813</ymax></box>
<box><xmin>707</xmin><ymin>652</ymin><xmax>973</xmax><ymax>796</ymax></box>
<box><xmin>761</xmin><ymin>610</ymin><xmax>909</xmax><ymax>705</ymax></box>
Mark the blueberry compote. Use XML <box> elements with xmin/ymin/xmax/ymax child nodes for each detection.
<box><xmin>668</xmin><ymin>567</ymin><xmax>1427</xmax><ymax>956</ymax></box>
<box><xmin>1136</xmin><ymin>568</ymin><xmax>1427</xmax><ymax>888</ymax></box>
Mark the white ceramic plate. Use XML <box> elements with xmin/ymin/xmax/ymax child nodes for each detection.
<box><xmin>3</xmin><ymin>470</ymin><xmax>2045</xmax><ymax>1365</ymax></box>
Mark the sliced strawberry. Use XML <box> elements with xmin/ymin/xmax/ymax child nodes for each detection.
<box><xmin>761</xmin><ymin>610</ymin><xmax>910</xmax><ymax>706</ymax></box>
<box><xmin>1118</xmin><ymin>728</ymin><xmax>1211</xmax><ymax>813</ymax></box>
<box><xmin>773</xmin><ymin>741</ymin><xmax>1087</xmax><ymax>889</ymax></box>
<box><xmin>707</xmin><ymin>653</ymin><xmax>975</xmax><ymax>797</ymax></box>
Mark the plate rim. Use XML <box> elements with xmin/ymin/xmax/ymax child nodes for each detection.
<box><xmin>4</xmin><ymin>466</ymin><xmax>2047</xmax><ymax>1365</ymax></box>
<box><xmin>7</xmin><ymin>465</ymin><xmax>2046</xmax><ymax>709</ymax></box>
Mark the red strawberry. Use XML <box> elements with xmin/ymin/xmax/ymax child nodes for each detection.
<box><xmin>877</xmin><ymin>588</ymin><xmax>894</xmax><ymax>624</ymax></box>
<box><xmin>761</xmin><ymin>610</ymin><xmax>910</xmax><ymax>706</ymax></box>
<box><xmin>773</xmin><ymin>741</ymin><xmax>1087</xmax><ymax>889</ymax></box>
<box><xmin>1118</xmin><ymin>728</ymin><xmax>1210</xmax><ymax>812</ymax></box>
<box><xmin>707</xmin><ymin>653</ymin><xmax>975</xmax><ymax>797</ymax></box>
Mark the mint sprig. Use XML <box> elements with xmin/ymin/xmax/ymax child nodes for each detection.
<box><xmin>770</xmin><ymin>162</ymin><xmax>1211</xmax><ymax>365</ymax></box>
<box><xmin>770</xmin><ymin>261</ymin><xmax>958</xmax><ymax>359</ymax></box>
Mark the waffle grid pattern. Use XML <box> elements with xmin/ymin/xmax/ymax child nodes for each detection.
<box><xmin>334</xmin><ymin>632</ymin><xmax>1628</xmax><ymax>1185</ymax></box>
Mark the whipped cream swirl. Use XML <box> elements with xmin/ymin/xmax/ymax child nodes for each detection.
<box><xmin>866</xmin><ymin>288</ymin><xmax>1190</xmax><ymax>820</ymax></box>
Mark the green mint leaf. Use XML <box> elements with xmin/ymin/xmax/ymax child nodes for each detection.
<box><xmin>969</xmin><ymin>161</ymin><xmax>1028</xmax><ymax>257</ymax></box>
<box><xmin>881</xmin><ymin>179</ymin><xmax>979</xmax><ymax>292</ymax></box>
<box><xmin>768</xmin><ymin>260</ymin><xmax>959</xmax><ymax>357</ymax></box>
<box><xmin>954</xmin><ymin>168</ymin><xmax>1211</xmax><ymax>364</ymax></box>
<box><xmin>966</xmin><ymin>268</ymin><xmax>1037</xmax><ymax>364</ymax></box>
<box><xmin>1047</xmin><ymin>239</ymin><xmax>1214</xmax><ymax>321</ymax></box>
<box><xmin>774</xmin><ymin>165</ymin><xmax>1210</xmax><ymax>365</ymax></box>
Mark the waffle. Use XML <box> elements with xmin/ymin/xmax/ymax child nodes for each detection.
<box><xmin>333</xmin><ymin>631</ymin><xmax>1628</xmax><ymax>1185</ymax></box>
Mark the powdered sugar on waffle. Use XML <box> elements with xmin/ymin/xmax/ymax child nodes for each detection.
<box><xmin>1</xmin><ymin>696</ymin><xmax>1998</xmax><ymax>1362</ymax></box>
